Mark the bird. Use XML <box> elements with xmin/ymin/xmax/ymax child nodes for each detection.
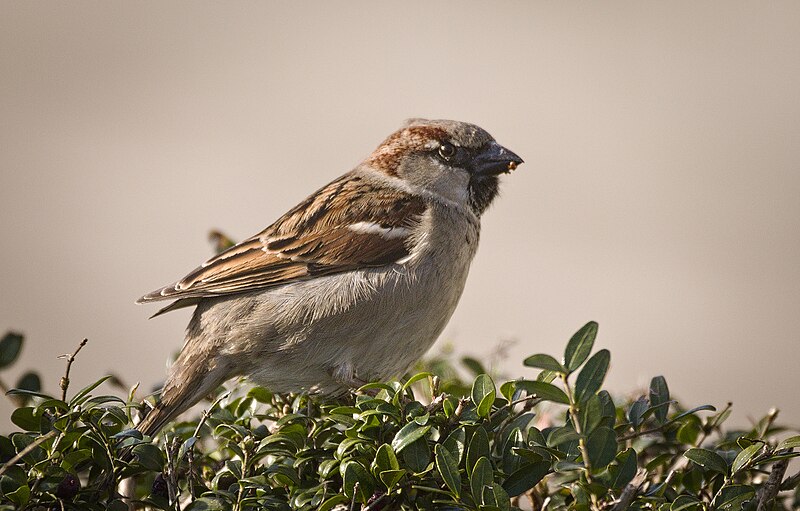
<box><xmin>135</xmin><ymin>119</ymin><xmax>523</xmax><ymax>436</ymax></box>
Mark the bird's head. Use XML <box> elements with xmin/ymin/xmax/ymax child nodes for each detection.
<box><xmin>366</xmin><ymin>119</ymin><xmax>523</xmax><ymax>215</ymax></box>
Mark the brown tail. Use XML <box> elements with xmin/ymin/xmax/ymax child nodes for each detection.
<box><xmin>137</xmin><ymin>352</ymin><xmax>229</xmax><ymax>437</ymax></box>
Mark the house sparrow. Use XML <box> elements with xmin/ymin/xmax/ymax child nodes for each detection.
<box><xmin>136</xmin><ymin>119</ymin><xmax>522</xmax><ymax>436</ymax></box>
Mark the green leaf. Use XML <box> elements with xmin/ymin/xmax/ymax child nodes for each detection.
<box><xmin>715</xmin><ymin>485</ymin><xmax>755</xmax><ymax>510</ymax></box>
<box><xmin>471</xmin><ymin>374</ymin><xmax>496</xmax><ymax>418</ymax></box>
<box><xmin>574</xmin><ymin>349</ymin><xmax>610</xmax><ymax>402</ymax></box>
<box><xmin>318</xmin><ymin>495</ymin><xmax>350</xmax><ymax>511</ymax></box>
<box><xmin>731</xmin><ymin>443</ymin><xmax>761</xmax><ymax>474</ymax></box>
<box><xmin>670</xmin><ymin>495</ymin><xmax>701</xmax><ymax>511</ymax></box>
<box><xmin>402</xmin><ymin>438</ymin><xmax>431</xmax><ymax>473</ymax></box>
<box><xmin>443</xmin><ymin>427</ymin><xmax>466</xmax><ymax>463</ymax></box>
<box><xmin>578</xmin><ymin>394</ymin><xmax>603</xmax><ymax>435</ymax></box>
<box><xmin>627</xmin><ymin>397</ymin><xmax>648</xmax><ymax>429</ymax></box>
<box><xmin>597</xmin><ymin>391</ymin><xmax>616</xmax><ymax>423</ymax></box>
<box><xmin>514</xmin><ymin>380</ymin><xmax>569</xmax><ymax>405</ymax></box>
<box><xmin>684</xmin><ymin>448</ymin><xmax>728</xmax><ymax>474</ymax></box>
<box><xmin>502</xmin><ymin>460</ymin><xmax>549</xmax><ymax>497</ymax></box>
<box><xmin>391</xmin><ymin>422</ymin><xmax>430</xmax><ymax>453</ymax></box>
<box><xmin>378</xmin><ymin>469</ymin><xmax>406</xmax><ymax>490</ymax></box>
<box><xmin>10</xmin><ymin>407</ymin><xmax>40</xmax><ymax>431</ymax></box>
<box><xmin>435</xmin><ymin>444</ymin><xmax>461</xmax><ymax>497</ymax></box>
<box><xmin>132</xmin><ymin>443</ymin><xmax>164</xmax><ymax>471</ymax></box>
<box><xmin>677</xmin><ymin>415</ymin><xmax>702</xmax><ymax>444</ymax></box>
<box><xmin>482</xmin><ymin>483</ymin><xmax>511</xmax><ymax>511</ymax></box>
<box><xmin>546</xmin><ymin>426</ymin><xmax>580</xmax><ymax>447</ymax></box>
<box><xmin>374</xmin><ymin>443</ymin><xmax>399</xmax><ymax>472</ymax></box>
<box><xmin>401</xmin><ymin>372</ymin><xmax>433</xmax><ymax>393</ymax></box>
<box><xmin>69</xmin><ymin>375</ymin><xmax>112</xmax><ymax>405</ymax></box>
<box><xmin>470</xmin><ymin>456</ymin><xmax>493</xmax><ymax>503</ymax></box>
<box><xmin>611</xmin><ymin>448</ymin><xmax>637</xmax><ymax>489</ymax></box>
<box><xmin>6</xmin><ymin>484</ymin><xmax>30</xmax><ymax>507</ymax></box>
<box><xmin>670</xmin><ymin>404</ymin><xmax>717</xmax><ymax>423</ymax></box>
<box><xmin>466</xmin><ymin>428</ymin><xmax>490</xmax><ymax>475</ymax></box>
<box><xmin>0</xmin><ymin>332</ymin><xmax>23</xmax><ymax>369</ymax></box>
<box><xmin>563</xmin><ymin>321</ymin><xmax>598</xmax><ymax>373</ymax></box>
<box><xmin>499</xmin><ymin>381</ymin><xmax>516</xmax><ymax>402</ymax></box>
<box><xmin>14</xmin><ymin>372</ymin><xmax>41</xmax><ymax>393</ymax></box>
<box><xmin>537</xmin><ymin>369</ymin><xmax>558</xmax><ymax>383</ymax></box>
<box><xmin>60</xmin><ymin>449</ymin><xmax>92</xmax><ymax>473</ymax></box>
<box><xmin>648</xmin><ymin>376</ymin><xmax>670</xmax><ymax>424</ymax></box>
<box><xmin>586</xmin><ymin>426</ymin><xmax>617</xmax><ymax>469</ymax></box>
<box><xmin>246</xmin><ymin>386</ymin><xmax>272</xmax><ymax>403</ymax></box>
<box><xmin>341</xmin><ymin>461</ymin><xmax>375</xmax><ymax>504</ymax></box>
<box><xmin>777</xmin><ymin>434</ymin><xmax>800</xmax><ymax>451</ymax></box>
<box><xmin>462</xmin><ymin>357</ymin><xmax>486</xmax><ymax>376</ymax></box>
<box><xmin>11</xmin><ymin>433</ymin><xmax>45</xmax><ymax>464</ymax></box>
<box><xmin>5</xmin><ymin>388</ymin><xmax>53</xmax><ymax>400</ymax></box>
<box><xmin>523</xmin><ymin>354</ymin><xmax>566</xmax><ymax>373</ymax></box>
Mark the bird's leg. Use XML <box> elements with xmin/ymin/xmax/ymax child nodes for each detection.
<box><xmin>330</xmin><ymin>363</ymin><xmax>379</xmax><ymax>397</ymax></box>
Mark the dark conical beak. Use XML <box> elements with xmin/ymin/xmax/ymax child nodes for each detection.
<box><xmin>472</xmin><ymin>141</ymin><xmax>524</xmax><ymax>176</ymax></box>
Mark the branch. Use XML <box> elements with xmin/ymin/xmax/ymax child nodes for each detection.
<box><xmin>612</xmin><ymin>469</ymin><xmax>647</xmax><ymax>511</ymax></box>
<box><xmin>0</xmin><ymin>431</ymin><xmax>57</xmax><ymax>478</ymax></box>
<box><xmin>756</xmin><ymin>457</ymin><xmax>789</xmax><ymax>511</ymax></box>
<box><xmin>59</xmin><ymin>338</ymin><xmax>88</xmax><ymax>401</ymax></box>
<box><xmin>781</xmin><ymin>470</ymin><xmax>800</xmax><ymax>491</ymax></box>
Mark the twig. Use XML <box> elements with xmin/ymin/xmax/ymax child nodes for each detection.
<box><xmin>424</xmin><ymin>393</ymin><xmax>445</xmax><ymax>413</ymax></box>
<box><xmin>780</xmin><ymin>469</ymin><xmax>800</xmax><ymax>491</ymax></box>
<box><xmin>612</xmin><ymin>469</ymin><xmax>647</xmax><ymax>511</ymax></box>
<box><xmin>349</xmin><ymin>482</ymin><xmax>359</xmax><ymax>511</ymax></box>
<box><xmin>363</xmin><ymin>493</ymin><xmax>389</xmax><ymax>511</ymax></box>
<box><xmin>162</xmin><ymin>436</ymin><xmax>181</xmax><ymax>510</ymax></box>
<box><xmin>488</xmin><ymin>393</ymin><xmax>541</xmax><ymax>422</ymax></box>
<box><xmin>0</xmin><ymin>431</ymin><xmax>57</xmax><ymax>477</ymax></box>
<box><xmin>756</xmin><ymin>457</ymin><xmax>789</xmax><ymax>511</ymax></box>
<box><xmin>59</xmin><ymin>338</ymin><xmax>88</xmax><ymax>401</ymax></box>
<box><xmin>186</xmin><ymin>390</ymin><xmax>231</xmax><ymax>501</ymax></box>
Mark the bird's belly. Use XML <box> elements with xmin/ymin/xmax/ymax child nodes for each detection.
<box><xmin>236</xmin><ymin>253</ymin><xmax>473</xmax><ymax>393</ymax></box>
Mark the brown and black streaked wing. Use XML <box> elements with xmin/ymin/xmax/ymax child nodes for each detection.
<box><xmin>137</xmin><ymin>173</ymin><xmax>426</xmax><ymax>306</ymax></box>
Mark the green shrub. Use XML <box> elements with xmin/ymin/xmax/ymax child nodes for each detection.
<box><xmin>0</xmin><ymin>323</ymin><xmax>797</xmax><ymax>510</ymax></box>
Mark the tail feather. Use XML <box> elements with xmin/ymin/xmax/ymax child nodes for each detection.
<box><xmin>136</xmin><ymin>356</ymin><xmax>229</xmax><ymax>438</ymax></box>
<box><xmin>137</xmin><ymin>397</ymin><xmax>187</xmax><ymax>438</ymax></box>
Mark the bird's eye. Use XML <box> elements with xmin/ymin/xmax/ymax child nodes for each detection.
<box><xmin>437</xmin><ymin>142</ymin><xmax>456</xmax><ymax>161</ymax></box>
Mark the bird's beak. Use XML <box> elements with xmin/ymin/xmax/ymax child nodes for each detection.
<box><xmin>473</xmin><ymin>141</ymin><xmax>524</xmax><ymax>176</ymax></box>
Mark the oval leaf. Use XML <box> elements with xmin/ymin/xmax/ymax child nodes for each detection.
<box><xmin>470</xmin><ymin>456</ymin><xmax>493</xmax><ymax>503</ymax></box>
<box><xmin>611</xmin><ymin>448</ymin><xmax>637</xmax><ymax>489</ymax></box>
<box><xmin>716</xmin><ymin>485</ymin><xmax>755</xmax><ymax>510</ymax></box>
<box><xmin>671</xmin><ymin>495</ymin><xmax>701</xmax><ymax>511</ymax></box>
<box><xmin>649</xmin><ymin>376</ymin><xmax>670</xmax><ymax>424</ymax></box>
<box><xmin>502</xmin><ymin>460</ymin><xmax>550</xmax><ymax>497</ymax></box>
<box><xmin>341</xmin><ymin>461</ymin><xmax>375</xmax><ymax>504</ymax></box>
<box><xmin>374</xmin><ymin>443</ymin><xmax>399</xmax><ymax>472</ymax></box>
<box><xmin>564</xmin><ymin>321</ymin><xmax>598</xmax><ymax>372</ymax></box>
<box><xmin>466</xmin><ymin>427</ymin><xmax>490</xmax><ymax>474</ymax></box>
<box><xmin>515</xmin><ymin>380</ymin><xmax>569</xmax><ymax>405</ymax></box>
<box><xmin>0</xmin><ymin>332</ymin><xmax>23</xmax><ymax>369</ymax></box>
<box><xmin>443</xmin><ymin>427</ymin><xmax>466</xmax><ymax>463</ymax></box>
<box><xmin>683</xmin><ymin>448</ymin><xmax>728</xmax><ymax>474</ymax></box>
<box><xmin>586</xmin><ymin>426</ymin><xmax>617</xmax><ymax>469</ymax></box>
<box><xmin>574</xmin><ymin>349</ymin><xmax>610</xmax><ymax>402</ymax></box>
<box><xmin>391</xmin><ymin>422</ymin><xmax>430</xmax><ymax>454</ymax></box>
<box><xmin>777</xmin><ymin>435</ymin><xmax>800</xmax><ymax>451</ymax></box>
<box><xmin>471</xmin><ymin>374</ymin><xmax>496</xmax><ymax>418</ymax></box>
<box><xmin>434</xmin><ymin>444</ymin><xmax>461</xmax><ymax>497</ymax></box>
<box><xmin>523</xmin><ymin>354</ymin><xmax>566</xmax><ymax>373</ymax></box>
<box><xmin>15</xmin><ymin>372</ymin><xmax>41</xmax><ymax>393</ymax></box>
<box><xmin>731</xmin><ymin>443</ymin><xmax>761</xmax><ymax>474</ymax></box>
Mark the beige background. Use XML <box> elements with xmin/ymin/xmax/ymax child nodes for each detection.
<box><xmin>1</xmin><ymin>2</ymin><xmax>798</xmax><ymax>428</ymax></box>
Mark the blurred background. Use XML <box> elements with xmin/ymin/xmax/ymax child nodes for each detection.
<box><xmin>1</xmin><ymin>2</ymin><xmax>798</xmax><ymax>428</ymax></box>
